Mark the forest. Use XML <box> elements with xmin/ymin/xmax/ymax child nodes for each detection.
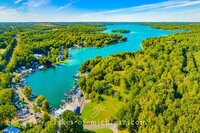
<box><xmin>1</xmin><ymin>23</ymin><xmax>200</xmax><ymax>132</ymax></box>
<box><xmin>79</xmin><ymin>23</ymin><xmax>200</xmax><ymax>132</ymax></box>
<box><xmin>0</xmin><ymin>23</ymin><xmax>127</xmax><ymax>132</ymax></box>
<box><xmin>0</xmin><ymin>24</ymin><xmax>127</xmax><ymax>72</ymax></box>
<box><xmin>112</xmin><ymin>29</ymin><xmax>131</xmax><ymax>33</ymax></box>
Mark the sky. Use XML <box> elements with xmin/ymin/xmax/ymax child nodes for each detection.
<box><xmin>0</xmin><ymin>0</ymin><xmax>200</xmax><ymax>22</ymax></box>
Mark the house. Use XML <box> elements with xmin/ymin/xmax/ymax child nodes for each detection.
<box><xmin>16</xmin><ymin>68</ymin><xmax>22</xmax><ymax>73</ymax></box>
<box><xmin>54</xmin><ymin>104</ymin><xmax>79</xmax><ymax>118</ymax></box>
<box><xmin>21</xmin><ymin>66</ymin><xmax>26</xmax><ymax>70</ymax></box>
<box><xmin>34</xmin><ymin>54</ymin><xmax>44</xmax><ymax>59</ymax></box>
<box><xmin>57</xmin><ymin>55</ymin><xmax>64</xmax><ymax>61</ymax></box>
<box><xmin>74</xmin><ymin>106</ymin><xmax>81</xmax><ymax>116</ymax></box>
<box><xmin>32</xmin><ymin>62</ymin><xmax>40</xmax><ymax>69</ymax></box>
<box><xmin>17</xmin><ymin>109</ymin><xmax>29</xmax><ymax>118</ymax></box>
<box><xmin>3</xmin><ymin>126</ymin><xmax>21</xmax><ymax>133</ymax></box>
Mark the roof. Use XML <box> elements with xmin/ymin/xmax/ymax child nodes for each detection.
<box><xmin>55</xmin><ymin>104</ymin><xmax>77</xmax><ymax>117</ymax></box>
<box><xmin>74</xmin><ymin>106</ymin><xmax>81</xmax><ymax>115</ymax></box>
<box><xmin>3</xmin><ymin>126</ymin><xmax>20</xmax><ymax>133</ymax></box>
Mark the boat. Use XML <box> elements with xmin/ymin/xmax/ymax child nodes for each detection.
<box><xmin>73</xmin><ymin>85</ymin><xmax>78</xmax><ymax>89</ymax></box>
<box><xmin>64</xmin><ymin>92</ymin><xmax>69</xmax><ymax>96</ymax></box>
<box><xmin>73</xmin><ymin>73</ymin><xmax>80</xmax><ymax>78</ymax></box>
<box><xmin>61</xmin><ymin>100</ymin><xmax>67</xmax><ymax>103</ymax></box>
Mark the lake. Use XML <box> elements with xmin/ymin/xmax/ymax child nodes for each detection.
<box><xmin>26</xmin><ymin>23</ymin><xmax>173</xmax><ymax>107</ymax></box>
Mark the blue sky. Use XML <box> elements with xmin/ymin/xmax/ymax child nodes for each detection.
<box><xmin>0</xmin><ymin>0</ymin><xmax>200</xmax><ymax>22</ymax></box>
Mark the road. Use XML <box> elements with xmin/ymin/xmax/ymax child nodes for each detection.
<box><xmin>80</xmin><ymin>92</ymin><xmax>91</xmax><ymax>113</ymax></box>
<box><xmin>15</xmin><ymin>86</ymin><xmax>42</xmax><ymax>118</ymax></box>
<box><xmin>84</xmin><ymin>124</ymin><xmax>118</xmax><ymax>133</ymax></box>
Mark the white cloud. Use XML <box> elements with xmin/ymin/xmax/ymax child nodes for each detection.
<box><xmin>23</xmin><ymin>0</ymin><xmax>51</xmax><ymax>8</ymax></box>
<box><xmin>1</xmin><ymin>0</ymin><xmax>200</xmax><ymax>22</ymax></box>
<box><xmin>0</xmin><ymin>6</ymin><xmax>5</xmax><ymax>10</ymax></box>
<box><xmin>57</xmin><ymin>0</ymin><xmax>79</xmax><ymax>11</ymax></box>
<box><xmin>14</xmin><ymin>0</ymin><xmax>23</xmax><ymax>4</ymax></box>
<box><xmin>0</xmin><ymin>6</ymin><xmax>20</xmax><ymax>16</ymax></box>
<box><xmin>57</xmin><ymin>3</ymin><xmax>72</xmax><ymax>11</ymax></box>
<box><xmin>164</xmin><ymin>0</ymin><xmax>200</xmax><ymax>8</ymax></box>
<box><xmin>82</xmin><ymin>0</ymin><xmax>200</xmax><ymax>17</ymax></box>
<box><xmin>78</xmin><ymin>6</ymin><xmax>200</xmax><ymax>22</ymax></box>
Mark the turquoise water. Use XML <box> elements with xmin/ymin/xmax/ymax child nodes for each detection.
<box><xmin>26</xmin><ymin>24</ymin><xmax>173</xmax><ymax>107</ymax></box>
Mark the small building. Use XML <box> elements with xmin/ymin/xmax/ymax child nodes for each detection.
<box><xmin>57</xmin><ymin>55</ymin><xmax>64</xmax><ymax>61</ymax></box>
<box><xmin>54</xmin><ymin>104</ymin><xmax>79</xmax><ymax>118</ymax></box>
<box><xmin>38</xmin><ymin>65</ymin><xmax>44</xmax><ymax>70</ymax></box>
<box><xmin>34</xmin><ymin>54</ymin><xmax>44</xmax><ymax>59</ymax></box>
<box><xmin>74</xmin><ymin>106</ymin><xmax>81</xmax><ymax>116</ymax></box>
<box><xmin>3</xmin><ymin>126</ymin><xmax>21</xmax><ymax>133</ymax></box>
<box><xmin>32</xmin><ymin>62</ymin><xmax>40</xmax><ymax>69</ymax></box>
<box><xmin>21</xmin><ymin>66</ymin><xmax>26</xmax><ymax>70</ymax></box>
<box><xmin>17</xmin><ymin>109</ymin><xmax>29</xmax><ymax>118</ymax></box>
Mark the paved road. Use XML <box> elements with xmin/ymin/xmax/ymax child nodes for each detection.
<box><xmin>15</xmin><ymin>87</ymin><xmax>42</xmax><ymax>118</ymax></box>
<box><xmin>80</xmin><ymin>93</ymin><xmax>91</xmax><ymax>113</ymax></box>
<box><xmin>84</xmin><ymin>124</ymin><xmax>118</xmax><ymax>133</ymax></box>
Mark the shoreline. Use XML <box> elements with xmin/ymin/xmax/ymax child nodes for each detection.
<box><xmin>12</xmin><ymin>24</ymin><xmax>175</xmax><ymax>108</ymax></box>
<box><xmin>14</xmin><ymin>24</ymin><xmax>176</xmax><ymax>111</ymax></box>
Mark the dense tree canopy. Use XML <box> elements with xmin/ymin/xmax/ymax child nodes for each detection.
<box><xmin>60</xmin><ymin>110</ymin><xmax>84</xmax><ymax>133</ymax></box>
<box><xmin>112</xmin><ymin>29</ymin><xmax>131</xmax><ymax>33</ymax></box>
<box><xmin>23</xmin><ymin>86</ymin><xmax>32</xmax><ymax>99</ymax></box>
<box><xmin>0</xmin><ymin>105</ymin><xmax>16</xmax><ymax>124</ymax></box>
<box><xmin>0</xmin><ymin>72</ymin><xmax>11</xmax><ymax>89</ymax></box>
<box><xmin>1</xmin><ymin>23</ymin><xmax>200</xmax><ymax>132</ymax></box>
<box><xmin>0</xmin><ymin>24</ymin><xmax>127</xmax><ymax>72</ymax></box>
<box><xmin>79</xmin><ymin>24</ymin><xmax>200</xmax><ymax>132</ymax></box>
<box><xmin>0</xmin><ymin>23</ymin><xmax>127</xmax><ymax>131</ymax></box>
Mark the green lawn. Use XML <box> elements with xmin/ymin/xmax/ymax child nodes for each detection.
<box><xmin>111</xmin><ymin>85</ymin><xmax>129</xmax><ymax>99</ymax></box>
<box><xmin>84</xmin><ymin>128</ymin><xmax>113</xmax><ymax>133</ymax></box>
<box><xmin>0</xmin><ymin>49</ymin><xmax>4</xmax><ymax>54</ymax></box>
<box><xmin>92</xmin><ymin>128</ymin><xmax>113</xmax><ymax>133</ymax></box>
<box><xmin>81</xmin><ymin>95</ymin><xmax>124</xmax><ymax>124</ymax></box>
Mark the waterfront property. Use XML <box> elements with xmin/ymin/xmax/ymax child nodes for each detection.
<box><xmin>26</xmin><ymin>24</ymin><xmax>173</xmax><ymax>107</ymax></box>
<box><xmin>55</xmin><ymin>104</ymin><xmax>80</xmax><ymax>118</ymax></box>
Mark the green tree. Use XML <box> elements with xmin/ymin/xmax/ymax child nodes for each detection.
<box><xmin>14</xmin><ymin>75</ymin><xmax>20</xmax><ymax>84</ymax></box>
<box><xmin>35</xmin><ymin>95</ymin><xmax>45</xmax><ymax>106</ymax></box>
<box><xmin>60</xmin><ymin>110</ymin><xmax>84</xmax><ymax>133</ymax></box>
<box><xmin>42</xmin><ymin>112</ymin><xmax>50</xmax><ymax>125</ymax></box>
<box><xmin>63</xmin><ymin>49</ymin><xmax>68</xmax><ymax>59</ymax></box>
<box><xmin>23</xmin><ymin>86</ymin><xmax>32</xmax><ymax>99</ymax></box>
<box><xmin>42</xmin><ymin>119</ymin><xmax>58</xmax><ymax>133</ymax></box>
<box><xmin>0</xmin><ymin>105</ymin><xmax>16</xmax><ymax>124</ymax></box>
<box><xmin>42</xmin><ymin>100</ymin><xmax>49</xmax><ymax>112</ymax></box>
<box><xmin>0</xmin><ymin>88</ymin><xmax>14</xmax><ymax>104</ymax></box>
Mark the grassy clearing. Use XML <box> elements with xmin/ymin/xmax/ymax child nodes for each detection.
<box><xmin>11</xmin><ymin>121</ymin><xmax>21</xmax><ymax>128</ymax></box>
<box><xmin>92</xmin><ymin>128</ymin><xmax>113</xmax><ymax>133</ymax></box>
<box><xmin>84</xmin><ymin>128</ymin><xmax>113</xmax><ymax>133</ymax></box>
<box><xmin>0</xmin><ymin>49</ymin><xmax>4</xmax><ymax>54</ymax></box>
<box><xmin>111</xmin><ymin>85</ymin><xmax>130</xmax><ymax>99</ymax></box>
<box><xmin>81</xmin><ymin>95</ymin><xmax>124</xmax><ymax>124</ymax></box>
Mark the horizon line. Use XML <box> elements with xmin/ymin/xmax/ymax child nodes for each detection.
<box><xmin>0</xmin><ymin>21</ymin><xmax>200</xmax><ymax>23</ymax></box>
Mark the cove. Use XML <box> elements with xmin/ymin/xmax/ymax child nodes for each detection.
<box><xmin>26</xmin><ymin>23</ymin><xmax>173</xmax><ymax>108</ymax></box>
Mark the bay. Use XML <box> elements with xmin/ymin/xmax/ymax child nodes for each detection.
<box><xmin>26</xmin><ymin>23</ymin><xmax>173</xmax><ymax>107</ymax></box>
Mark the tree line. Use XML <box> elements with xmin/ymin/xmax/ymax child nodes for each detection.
<box><xmin>78</xmin><ymin>23</ymin><xmax>200</xmax><ymax>132</ymax></box>
<box><xmin>0</xmin><ymin>23</ymin><xmax>127</xmax><ymax>132</ymax></box>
